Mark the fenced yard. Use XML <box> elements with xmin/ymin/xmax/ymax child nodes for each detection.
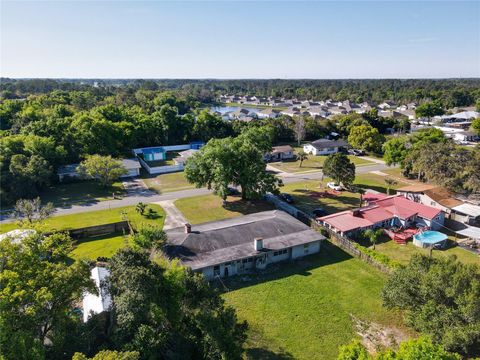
<box><xmin>222</xmin><ymin>241</ymin><xmax>407</xmax><ymax>360</ymax></box>
<box><xmin>269</xmin><ymin>154</ymin><xmax>373</xmax><ymax>173</ymax></box>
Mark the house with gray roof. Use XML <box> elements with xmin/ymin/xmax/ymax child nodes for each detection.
<box><xmin>57</xmin><ymin>158</ymin><xmax>141</xmax><ymax>182</ymax></box>
<box><xmin>303</xmin><ymin>138</ymin><xmax>349</xmax><ymax>156</ymax></box>
<box><xmin>164</xmin><ymin>210</ymin><xmax>325</xmax><ymax>280</ymax></box>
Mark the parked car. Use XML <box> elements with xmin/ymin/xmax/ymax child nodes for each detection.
<box><xmin>348</xmin><ymin>149</ymin><xmax>365</xmax><ymax>156</ymax></box>
<box><xmin>279</xmin><ymin>193</ymin><xmax>294</xmax><ymax>203</ymax></box>
<box><xmin>312</xmin><ymin>208</ymin><xmax>327</xmax><ymax>217</ymax></box>
<box><xmin>327</xmin><ymin>182</ymin><xmax>343</xmax><ymax>191</ymax></box>
<box><xmin>227</xmin><ymin>187</ymin><xmax>240</xmax><ymax>195</ymax></box>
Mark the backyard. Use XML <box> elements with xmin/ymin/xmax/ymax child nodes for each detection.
<box><xmin>371</xmin><ymin>236</ymin><xmax>479</xmax><ymax>266</ymax></box>
<box><xmin>38</xmin><ymin>180</ymin><xmax>124</xmax><ymax>207</ymax></box>
<box><xmin>143</xmin><ymin>171</ymin><xmax>195</xmax><ymax>194</ymax></box>
<box><xmin>269</xmin><ymin>154</ymin><xmax>373</xmax><ymax>174</ymax></box>
<box><xmin>222</xmin><ymin>241</ymin><xmax>407</xmax><ymax>360</ymax></box>
<box><xmin>70</xmin><ymin>233</ymin><xmax>129</xmax><ymax>260</ymax></box>
<box><xmin>174</xmin><ymin>194</ymin><xmax>275</xmax><ymax>224</ymax></box>
<box><xmin>143</xmin><ymin>151</ymin><xmax>179</xmax><ymax>167</ymax></box>
<box><xmin>0</xmin><ymin>204</ymin><xmax>165</xmax><ymax>234</ymax></box>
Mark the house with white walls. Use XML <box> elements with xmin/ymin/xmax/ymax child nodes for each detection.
<box><xmin>303</xmin><ymin>138</ymin><xmax>349</xmax><ymax>155</ymax></box>
<box><xmin>164</xmin><ymin>210</ymin><xmax>325</xmax><ymax>280</ymax></box>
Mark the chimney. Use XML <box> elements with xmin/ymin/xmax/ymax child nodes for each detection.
<box><xmin>254</xmin><ymin>237</ymin><xmax>263</xmax><ymax>251</ymax></box>
<box><xmin>184</xmin><ymin>223</ymin><xmax>191</xmax><ymax>234</ymax></box>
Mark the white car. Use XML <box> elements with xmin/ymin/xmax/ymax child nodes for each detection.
<box><xmin>327</xmin><ymin>182</ymin><xmax>343</xmax><ymax>191</ymax></box>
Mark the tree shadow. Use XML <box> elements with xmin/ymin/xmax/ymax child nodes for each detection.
<box><xmin>221</xmin><ymin>241</ymin><xmax>353</xmax><ymax>292</ymax></box>
<box><xmin>223</xmin><ymin>198</ymin><xmax>276</xmax><ymax>215</ymax></box>
<box><xmin>354</xmin><ymin>182</ymin><xmax>388</xmax><ymax>194</ymax></box>
<box><xmin>246</xmin><ymin>348</ymin><xmax>295</xmax><ymax>360</ymax></box>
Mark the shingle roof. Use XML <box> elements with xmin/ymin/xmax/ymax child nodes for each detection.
<box><xmin>310</xmin><ymin>138</ymin><xmax>349</xmax><ymax>149</ymax></box>
<box><xmin>164</xmin><ymin>210</ymin><xmax>325</xmax><ymax>270</ymax></box>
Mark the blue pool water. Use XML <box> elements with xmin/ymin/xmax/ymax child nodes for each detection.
<box><xmin>414</xmin><ymin>230</ymin><xmax>448</xmax><ymax>244</ymax></box>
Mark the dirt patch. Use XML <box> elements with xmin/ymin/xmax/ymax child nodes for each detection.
<box><xmin>351</xmin><ymin>315</ymin><xmax>409</xmax><ymax>354</ymax></box>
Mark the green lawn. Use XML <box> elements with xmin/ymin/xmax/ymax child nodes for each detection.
<box><xmin>222</xmin><ymin>241</ymin><xmax>407</xmax><ymax>360</ymax></box>
<box><xmin>269</xmin><ymin>155</ymin><xmax>373</xmax><ymax>174</ymax></box>
<box><xmin>0</xmin><ymin>204</ymin><xmax>166</xmax><ymax>234</ymax></box>
<box><xmin>70</xmin><ymin>233</ymin><xmax>129</xmax><ymax>260</ymax></box>
<box><xmin>143</xmin><ymin>172</ymin><xmax>195</xmax><ymax>194</ymax></box>
<box><xmin>354</xmin><ymin>172</ymin><xmax>410</xmax><ymax>194</ymax></box>
<box><xmin>174</xmin><ymin>194</ymin><xmax>275</xmax><ymax>224</ymax></box>
<box><xmin>373</xmin><ymin>237</ymin><xmax>479</xmax><ymax>266</ymax></box>
<box><xmin>38</xmin><ymin>180</ymin><xmax>124</xmax><ymax>207</ymax></box>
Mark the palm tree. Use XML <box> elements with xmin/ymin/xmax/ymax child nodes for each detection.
<box><xmin>136</xmin><ymin>202</ymin><xmax>147</xmax><ymax>215</ymax></box>
<box><xmin>364</xmin><ymin>228</ymin><xmax>383</xmax><ymax>250</ymax></box>
<box><xmin>297</xmin><ymin>150</ymin><xmax>308</xmax><ymax>168</ymax></box>
<box><xmin>357</xmin><ymin>188</ymin><xmax>366</xmax><ymax>207</ymax></box>
<box><xmin>384</xmin><ymin>178</ymin><xmax>397</xmax><ymax>195</ymax></box>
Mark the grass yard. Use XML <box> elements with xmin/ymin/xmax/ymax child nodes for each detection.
<box><xmin>38</xmin><ymin>180</ymin><xmax>124</xmax><ymax>207</ymax></box>
<box><xmin>70</xmin><ymin>233</ymin><xmax>129</xmax><ymax>260</ymax></box>
<box><xmin>269</xmin><ymin>155</ymin><xmax>373</xmax><ymax>174</ymax></box>
<box><xmin>174</xmin><ymin>194</ymin><xmax>275</xmax><ymax>224</ymax></box>
<box><xmin>373</xmin><ymin>237</ymin><xmax>479</xmax><ymax>266</ymax></box>
<box><xmin>143</xmin><ymin>172</ymin><xmax>195</xmax><ymax>194</ymax></box>
<box><xmin>0</xmin><ymin>204</ymin><xmax>165</xmax><ymax>234</ymax></box>
<box><xmin>222</xmin><ymin>241</ymin><xmax>407</xmax><ymax>360</ymax></box>
<box><xmin>143</xmin><ymin>152</ymin><xmax>179</xmax><ymax>167</ymax></box>
<box><xmin>354</xmin><ymin>172</ymin><xmax>410</xmax><ymax>194</ymax></box>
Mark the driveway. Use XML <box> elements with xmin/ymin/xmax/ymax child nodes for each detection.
<box><xmin>154</xmin><ymin>200</ymin><xmax>188</xmax><ymax>230</ymax></box>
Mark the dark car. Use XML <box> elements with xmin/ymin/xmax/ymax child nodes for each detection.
<box><xmin>312</xmin><ymin>208</ymin><xmax>327</xmax><ymax>217</ymax></box>
<box><xmin>348</xmin><ymin>149</ymin><xmax>365</xmax><ymax>156</ymax></box>
<box><xmin>227</xmin><ymin>187</ymin><xmax>240</xmax><ymax>196</ymax></box>
<box><xmin>279</xmin><ymin>193</ymin><xmax>294</xmax><ymax>203</ymax></box>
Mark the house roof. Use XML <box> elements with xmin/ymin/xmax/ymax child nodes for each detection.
<box><xmin>423</xmin><ymin>188</ymin><xmax>463</xmax><ymax>209</ymax></box>
<box><xmin>122</xmin><ymin>158</ymin><xmax>141</xmax><ymax>170</ymax></box>
<box><xmin>309</xmin><ymin>138</ymin><xmax>349</xmax><ymax>150</ymax></box>
<box><xmin>164</xmin><ymin>210</ymin><xmax>325</xmax><ymax>270</ymax></box>
<box><xmin>82</xmin><ymin>267</ymin><xmax>112</xmax><ymax>322</ymax></box>
<box><xmin>452</xmin><ymin>203</ymin><xmax>480</xmax><ymax>218</ymax></box>
<box><xmin>271</xmin><ymin>145</ymin><xmax>293</xmax><ymax>154</ymax></box>
<box><xmin>396</xmin><ymin>184</ymin><xmax>437</xmax><ymax>193</ymax></box>
<box><xmin>260</xmin><ymin>108</ymin><xmax>281</xmax><ymax>115</ymax></box>
<box><xmin>319</xmin><ymin>195</ymin><xmax>442</xmax><ymax>233</ymax></box>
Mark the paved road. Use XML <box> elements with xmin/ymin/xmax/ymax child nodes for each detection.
<box><xmin>0</xmin><ymin>162</ymin><xmax>392</xmax><ymax>223</ymax></box>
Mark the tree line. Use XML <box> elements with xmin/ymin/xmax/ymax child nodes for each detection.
<box><xmin>2</xmin><ymin>78</ymin><xmax>480</xmax><ymax>108</ymax></box>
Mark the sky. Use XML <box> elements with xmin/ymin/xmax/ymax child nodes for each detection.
<box><xmin>1</xmin><ymin>1</ymin><xmax>479</xmax><ymax>79</ymax></box>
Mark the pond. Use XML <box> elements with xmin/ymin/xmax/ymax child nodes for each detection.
<box><xmin>210</xmin><ymin>106</ymin><xmax>262</xmax><ymax>115</ymax></box>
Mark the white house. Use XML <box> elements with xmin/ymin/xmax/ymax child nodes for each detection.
<box><xmin>303</xmin><ymin>138</ymin><xmax>349</xmax><ymax>156</ymax></box>
<box><xmin>164</xmin><ymin>211</ymin><xmax>325</xmax><ymax>280</ymax></box>
<box><xmin>257</xmin><ymin>108</ymin><xmax>281</xmax><ymax>119</ymax></box>
<box><xmin>82</xmin><ymin>266</ymin><xmax>112</xmax><ymax>323</ymax></box>
<box><xmin>57</xmin><ymin>158</ymin><xmax>141</xmax><ymax>182</ymax></box>
<box><xmin>264</xmin><ymin>145</ymin><xmax>295</xmax><ymax>162</ymax></box>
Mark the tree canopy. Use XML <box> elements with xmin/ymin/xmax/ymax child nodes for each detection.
<box><xmin>381</xmin><ymin>254</ymin><xmax>480</xmax><ymax>355</ymax></box>
<box><xmin>0</xmin><ymin>231</ymin><xmax>94</xmax><ymax>359</ymax></box>
<box><xmin>185</xmin><ymin>127</ymin><xmax>282</xmax><ymax>200</ymax></box>
<box><xmin>78</xmin><ymin>155</ymin><xmax>127</xmax><ymax>187</ymax></box>
<box><xmin>323</xmin><ymin>153</ymin><xmax>355</xmax><ymax>188</ymax></box>
<box><xmin>348</xmin><ymin>124</ymin><xmax>385</xmax><ymax>153</ymax></box>
<box><xmin>107</xmin><ymin>248</ymin><xmax>248</xmax><ymax>359</ymax></box>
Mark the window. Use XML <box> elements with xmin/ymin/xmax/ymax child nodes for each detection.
<box><xmin>213</xmin><ymin>265</ymin><xmax>220</xmax><ymax>276</ymax></box>
<box><xmin>225</xmin><ymin>262</ymin><xmax>231</xmax><ymax>266</ymax></box>
<box><xmin>303</xmin><ymin>244</ymin><xmax>309</xmax><ymax>249</ymax></box>
<box><xmin>242</xmin><ymin>258</ymin><xmax>248</xmax><ymax>264</ymax></box>
<box><xmin>247</xmin><ymin>258</ymin><xmax>253</xmax><ymax>263</ymax></box>
<box><xmin>273</xmin><ymin>251</ymin><xmax>279</xmax><ymax>256</ymax></box>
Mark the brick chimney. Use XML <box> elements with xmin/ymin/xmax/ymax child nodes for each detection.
<box><xmin>184</xmin><ymin>223</ymin><xmax>191</xmax><ymax>234</ymax></box>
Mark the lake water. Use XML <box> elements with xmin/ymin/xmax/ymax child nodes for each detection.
<box><xmin>210</xmin><ymin>106</ymin><xmax>262</xmax><ymax>115</ymax></box>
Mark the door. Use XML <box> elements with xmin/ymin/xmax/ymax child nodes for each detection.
<box><xmin>224</xmin><ymin>266</ymin><xmax>229</xmax><ymax>277</ymax></box>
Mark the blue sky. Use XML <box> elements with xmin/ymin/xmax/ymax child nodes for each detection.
<box><xmin>1</xmin><ymin>1</ymin><xmax>479</xmax><ymax>78</ymax></box>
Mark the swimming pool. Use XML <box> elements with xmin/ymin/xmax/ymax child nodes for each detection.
<box><xmin>413</xmin><ymin>230</ymin><xmax>448</xmax><ymax>248</ymax></box>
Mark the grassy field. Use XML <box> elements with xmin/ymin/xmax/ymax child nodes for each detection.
<box><xmin>222</xmin><ymin>241</ymin><xmax>407</xmax><ymax>360</ymax></box>
<box><xmin>70</xmin><ymin>233</ymin><xmax>129</xmax><ymax>260</ymax></box>
<box><xmin>38</xmin><ymin>180</ymin><xmax>124</xmax><ymax>207</ymax></box>
<box><xmin>174</xmin><ymin>194</ymin><xmax>275</xmax><ymax>224</ymax></box>
<box><xmin>373</xmin><ymin>237</ymin><xmax>479</xmax><ymax>266</ymax></box>
<box><xmin>269</xmin><ymin>155</ymin><xmax>373</xmax><ymax>173</ymax></box>
<box><xmin>0</xmin><ymin>204</ymin><xmax>166</xmax><ymax>234</ymax></box>
<box><xmin>143</xmin><ymin>172</ymin><xmax>195</xmax><ymax>194</ymax></box>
